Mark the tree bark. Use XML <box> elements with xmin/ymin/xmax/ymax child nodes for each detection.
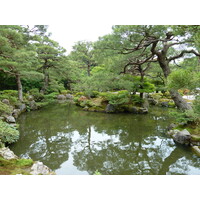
<box><xmin>15</xmin><ymin>73</ymin><xmax>23</xmax><ymax>102</ymax></box>
<box><xmin>41</xmin><ymin>68</ymin><xmax>49</xmax><ymax>94</ymax></box>
<box><xmin>170</xmin><ymin>89</ymin><xmax>192</xmax><ymax>110</ymax></box>
<box><xmin>156</xmin><ymin>50</ymin><xmax>192</xmax><ymax>110</ymax></box>
<box><xmin>87</xmin><ymin>64</ymin><xmax>90</xmax><ymax>76</ymax></box>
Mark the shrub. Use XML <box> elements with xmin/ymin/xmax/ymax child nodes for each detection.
<box><xmin>47</xmin><ymin>80</ymin><xmax>65</xmax><ymax>93</ymax></box>
<box><xmin>0</xmin><ymin>90</ymin><xmax>18</xmax><ymax>105</ymax></box>
<box><xmin>43</xmin><ymin>92</ymin><xmax>59</xmax><ymax>102</ymax></box>
<box><xmin>60</xmin><ymin>90</ymin><xmax>71</xmax><ymax>95</ymax></box>
<box><xmin>99</xmin><ymin>90</ymin><xmax>130</xmax><ymax>105</ymax></box>
<box><xmin>29</xmin><ymin>88</ymin><xmax>44</xmax><ymax>102</ymax></box>
<box><xmin>132</xmin><ymin>95</ymin><xmax>144</xmax><ymax>104</ymax></box>
<box><xmin>0</xmin><ymin>102</ymin><xmax>12</xmax><ymax>115</ymax></box>
<box><xmin>74</xmin><ymin>92</ymin><xmax>85</xmax><ymax>97</ymax></box>
<box><xmin>0</xmin><ymin>120</ymin><xmax>19</xmax><ymax>144</ymax></box>
<box><xmin>193</xmin><ymin>96</ymin><xmax>200</xmax><ymax>115</ymax></box>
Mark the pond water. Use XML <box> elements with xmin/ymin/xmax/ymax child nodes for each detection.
<box><xmin>10</xmin><ymin>103</ymin><xmax>200</xmax><ymax>175</ymax></box>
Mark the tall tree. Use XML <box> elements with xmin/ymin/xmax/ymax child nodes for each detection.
<box><xmin>0</xmin><ymin>25</ymin><xmax>38</xmax><ymax>101</ymax></box>
<box><xmin>98</xmin><ymin>25</ymin><xmax>200</xmax><ymax>110</ymax></box>
<box><xmin>36</xmin><ymin>36</ymin><xmax>66</xmax><ymax>93</ymax></box>
<box><xmin>69</xmin><ymin>41</ymin><xmax>96</xmax><ymax>76</ymax></box>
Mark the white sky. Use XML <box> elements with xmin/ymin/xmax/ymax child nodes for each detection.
<box><xmin>48</xmin><ymin>24</ymin><xmax>113</xmax><ymax>54</ymax></box>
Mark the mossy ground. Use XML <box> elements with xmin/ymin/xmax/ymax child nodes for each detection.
<box><xmin>0</xmin><ymin>156</ymin><xmax>33</xmax><ymax>175</ymax></box>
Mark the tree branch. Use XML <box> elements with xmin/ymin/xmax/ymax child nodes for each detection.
<box><xmin>168</xmin><ymin>49</ymin><xmax>200</xmax><ymax>62</ymax></box>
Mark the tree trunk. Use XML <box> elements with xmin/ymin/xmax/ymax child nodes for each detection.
<box><xmin>87</xmin><ymin>64</ymin><xmax>90</xmax><ymax>76</ymax></box>
<box><xmin>16</xmin><ymin>73</ymin><xmax>23</xmax><ymax>102</ymax></box>
<box><xmin>157</xmin><ymin>55</ymin><xmax>192</xmax><ymax>110</ymax></box>
<box><xmin>170</xmin><ymin>89</ymin><xmax>192</xmax><ymax>110</ymax></box>
<box><xmin>41</xmin><ymin>68</ymin><xmax>49</xmax><ymax>94</ymax></box>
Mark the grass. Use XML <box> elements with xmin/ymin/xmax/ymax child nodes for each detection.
<box><xmin>0</xmin><ymin>156</ymin><xmax>33</xmax><ymax>175</ymax></box>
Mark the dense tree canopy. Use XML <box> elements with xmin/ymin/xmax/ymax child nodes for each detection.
<box><xmin>0</xmin><ymin>25</ymin><xmax>200</xmax><ymax>110</ymax></box>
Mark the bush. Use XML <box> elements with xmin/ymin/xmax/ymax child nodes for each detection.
<box><xmin>47</xmin><ymin>80</ymin><xmax>65</xmax><ymax>93</ymax></box>
<box><xmin>60</xmin><ymin>90</ymin><xmax>71</xmax><ymax>95</ymax></box>
<box><xmin>0</xmin><ymin>120</ymin><xmax>19</xmax><ymax>144</ymax></box>
<box><xmin>99</xmin><ymin>90</ymin><xmax>130</xmax><ymax>105</ymax></box>
<box><xmin>193</xmin><ymin>96</ymin><xmax>200</xmax><ymax>115</ymax></box>
<box><xmin>0</xmin><ymin>90</ymin><xmax>18</xmax><ymax>105</ymax></box>
<box><xmin>43</xmin><ymin>92</ymin><xmax>59</xmax><ymax>102</ymax></box>
<box><xmin>0</xmin><ymin>102</ymin><xmax>12</xmax><ymax>115</ymax></box>
<box><xmin>132</xmin><ymin>95</ymin><xmax>144</xmax><ymax>104</ymax></box>
<box><xmin>29</xmin><ymin>88</ymin><xmax>44</xmax><ymax>102</ymax></box>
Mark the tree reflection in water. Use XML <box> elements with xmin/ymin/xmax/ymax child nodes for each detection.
<box><xmin>10</xmin><ymin>103</ymin><xmax>200</xmax><ymax>175</ymax></box>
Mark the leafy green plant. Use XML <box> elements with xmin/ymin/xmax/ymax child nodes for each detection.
<box><xmin>0</xmin><ymin>120</ymin><xmax>19</xmax><ymax>144</ymax></box>
<box><xmin>43</xmin><ymin>92</ymin><xmax>59</xmax><ymax>102</ymax></box>
<box><xmin>0</xmin><ymin>90</ymin><xmax>19</xmax><ymax>105</ymax></box>
<box><xmin>0</xmin><ymin>102</ymin><xmax>12</xmax><ymax>115</ymax></box>
<box><xmin>29</xmin><ymin>88</ymin><xmax>44</xmax><ymax>102</ymax></box>
<box><xmin>94</xmin><ymin>170</ymin><xmax>102</xmax><ymax>175</ymax></box>
<box><xmin>99</xmin><ymin>90</ymin><xmax>130</xmax><ymax>105</ymax></box>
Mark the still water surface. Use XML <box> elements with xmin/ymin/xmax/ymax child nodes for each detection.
<box><xmin>10</xmin><ymin>103</ymin><xmax>200</xmax><ymax>175</ymax></box>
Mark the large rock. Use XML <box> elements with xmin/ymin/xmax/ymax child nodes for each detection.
<box><xmin>57</xmin><ymin>94</ymin><xmax>66</xmax><ymax>100</ymax></box>
<box><xmin>6</xmin><ymin>115</ymin><xmax>16</xmax><ymax>123</ymax></box>
<box><xmin>27</xmin><ymin>95</ymin><xmax>34</xmax><ymax>101</ymax></box>
<box><xmin>29</xmin><ymin>100</ymin><xmax>38</xmax><ymax>110</ymax></box>
<box><xmin>19</xmin><ymin>104</ymin><xmax>26</xmax><ymax>112</ymax></box>
<box><xmin>148</xmin><ymin>98</ymin><xmax>158</xmax><ymax>105</ymax></box>
<box><xmin>167</xmin><ymin>123</ymin><xmax>177</xmax><ymax>131</ymax></box>
<box><xmin>192</xmin><ymin>146</ymin><xmax>200</xmax><ymax>156</ymax></box>
<box><xmin>12</xmin><ymin>109</ymin><xmax>21</xmax><ymax>119</ymax></box>
<box><xmin>168</xmin><ymin>129</ymin><xmax>191</xmax><ymax>145</ymax></box>
<box><xmin>130</xmin><ymin>107</ymin><xmax>139</xmax><ymax>114</ymax></box>
<box><xmin>161</xmin><ymin>101</ymin><xmax>169</xmax><ymax>107</ymax></box>
<box><xmin>105</xmin><ymin>104</ymin><xmax>116</xmax><ymax>113</ymax></box>
<box><xmin>0</xmin><ymin>147</ymin><xmax>18</xmax><ymax>160</ymax></box>
<box><xmin>30</xmin><ymin>161</ymin><xmax>53</xmax><ymax>175</ymax></box>
<box><xmin>1</xmin><ymin>99</ymin><xmax>10</xmax><ymax>105</ymax></box>
<box><xmin>138</xmin><ymin>107</ymin><xmax>148</xmax><ymax>114</ymax></box>
<box><xmin>65</xmin><ymin>94</ymin><xmax>74</xmax><ymax>99</ymax></box>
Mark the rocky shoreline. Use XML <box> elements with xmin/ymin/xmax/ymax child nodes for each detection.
<box><xmin>166</xmin><ymin>126</ymin><xmax>200</xmax><ymax>156</ymax></box>
<box><xmin>0</xmin><ymin>147</ymin><xmax>55</xmax><ymax>175</ymax></box>
<box><xmin>0</xmin><ymin>91</ymin><xmax>199</xmax><ymax>175</ymax></box>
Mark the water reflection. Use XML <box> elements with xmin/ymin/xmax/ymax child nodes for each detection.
<box><xmin>10</xmin><ymin>103</ymin><xmax>200</xmax><ymax>175</ymax></box>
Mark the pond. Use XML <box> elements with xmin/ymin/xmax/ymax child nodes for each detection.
<box><xmin>10</xmin><ymin>103</ymin><xmax>200</xmax><ymax>175</ymax></box>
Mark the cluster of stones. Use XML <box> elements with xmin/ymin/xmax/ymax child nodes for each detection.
<box><xmin>1</xmin><ymin>96</ymin><xmax>38</xmax><ymax>125</ymax></box>
<box><xmin>75</xmin><ymin>95</ymin><xmax>149</xmax><ymax>114</ymax></box>
<box><xmin>57</xmin><ymin>94</ymin><xmax>74</xmax><ymax>101</ymax></box>
<box><xmin>167</xmin><ymin>128</ymin><xmax>200</xmax><ymax>156</ymax></box>
<box><xmin>0</xmin><ymin>147</ymin><xmax>55</xmax><ymax>175</ymax></box>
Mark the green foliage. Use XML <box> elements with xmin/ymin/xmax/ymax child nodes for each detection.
<box><xmin>170</xmin><ymin>96</ymin><xmax>200</xmax><ymax>124</ymax></box>
<box><xmin>168</xmin><ymin>69</ymin><xmax>199</xmax><ymax>90</ymax></box>
<box><xmin>99</xmin><ymin>90</ymin><xmax>130</xmax><ymax>105</ymax></box>
<box><xmin>0</xmin><ymin>120</ymin><xmax>19</xmax><ymax>144</ymax></box>
<box><xmin>47</xmin><ymin>80</ymin><xmax>65</xmax><ymax>93</ymax></box>
<box><xmin>0</xmin><ymin>90</ymin><xmax>18</xmax><ymax>105</ymax></box>
<box><xmin>43</xmin><ymin>92</ymin><xmax>59</xmax><ymax>102</ymax></box>
<box><xmin>21</xmin><ymin>71</ymin><xmax>44</xmax><ymax>92</ymax></box>
<box><xmin>132</xmin><ymin>95</ymin><xmax>144</xmax><ymax>104</ymax></box>
<box><xmin>60</xmin><ymin>90</ymin><xmax>71</xmax><ymax>95</ymax></box>
<box><xmin>169</xmin><ymin>111</ymin><xmax>193</xmax><ymax>124</ymax></box>
<box><xmin>29</xmin><ymin>88</ymin><xmax>44</xmax><ymax>102</ymax></box>
<box><xmin>94</xmin><ymin>170</ymin><xmax>102</xmax><ymax>175</ymax></box>
<box><xmin>15</xmin><ymin>159</ymin><xmax>33</xmax><ymax>167</ymax></box>
<box><xmin>0</xmin><ymin>102</ymin><xmax>12</xmax><ymax>115</ymax></box>
<box><xmin>193</xmin><ymin>96</ymin><xmax>200</xmax><ymax>116</ymax></box>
